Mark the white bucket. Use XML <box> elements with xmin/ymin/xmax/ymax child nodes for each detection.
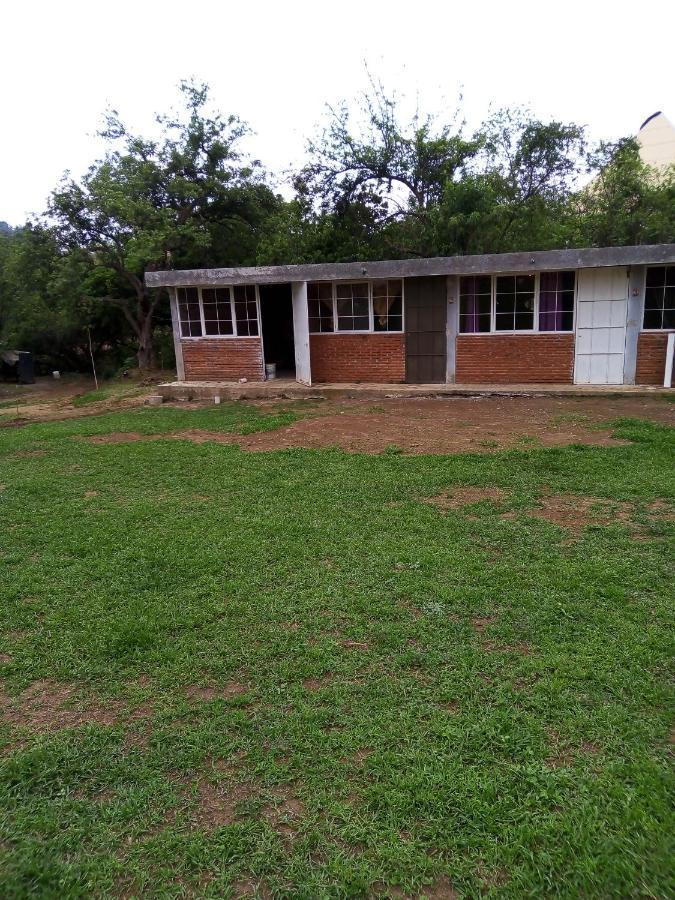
<box><xmin>265</xmin><ymin>363</ymin><xmax>277</xmax><ymax>380</ymax></box>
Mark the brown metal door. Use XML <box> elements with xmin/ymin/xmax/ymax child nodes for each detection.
<box><xmin>405</xmin><ymin>276</ymin><xmax>447</xmax><ymax>383</ymax></box>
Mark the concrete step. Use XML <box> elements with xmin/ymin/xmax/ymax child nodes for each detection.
<box><xmin>157</xmin><ymin>380</ymin><xmax>673</xmax><ymax>402</ymax></box>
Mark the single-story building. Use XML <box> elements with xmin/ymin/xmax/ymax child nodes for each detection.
<box><xmin>145</xmin><ymin>244</ymin><xmax>675</xmax><ymax>387</ymax></box>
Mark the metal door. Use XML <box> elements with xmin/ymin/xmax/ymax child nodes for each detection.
<box><xmin>405</xmin><ymin>276</ymin><xmax>447</xmax><ymax>383</ymax></box>
<box><xmin>574</xmin><ymin>268</ymin><xmax>628</xmax><ymax>384</ymax></box>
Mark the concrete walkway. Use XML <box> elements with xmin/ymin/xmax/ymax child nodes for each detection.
<box><xmin>157</xmin><ymin>379</ymin><xmax>673</xmax><ymax>402</ymax></box>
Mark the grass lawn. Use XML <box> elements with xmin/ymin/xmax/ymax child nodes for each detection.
<box><xmin>0</xmin><ymin>403</ymin><xmax>673</xmax><ymax>898</ymax></box>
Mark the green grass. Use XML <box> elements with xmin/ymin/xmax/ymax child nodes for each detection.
<box><xmin>0</xmin><ymin>404</ymin><xmax>673</xmax><ymax>898</ymax></box>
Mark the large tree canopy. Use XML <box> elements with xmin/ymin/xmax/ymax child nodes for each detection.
<box><xmin>47</xmin><ymin>81</ymin><xmax>280</xmax><ymax>368</ymax></box>
<box><xmin>1</xmin><ymin>78</ymin><xmax>673</xmax><ymax>375</ymax></box>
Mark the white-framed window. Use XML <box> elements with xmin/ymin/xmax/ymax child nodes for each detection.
<box><xmin>307</xmin><ymin>279</ymin><xmax>404</xmax><ymax>334</ymax></box>
<box><xmin>643</xmin><ymin>266</ymin><xmax>675</xmax><ymax>330</ymax></box>
<box><xmin>176</xmin><ymin>285</ymin><xmax>260</xmax><ymax>339</ymax></box>
<box><xmin>458</xmin><ymin>271</ymin><xmax>576</xmax><ymax>334</ymax></box>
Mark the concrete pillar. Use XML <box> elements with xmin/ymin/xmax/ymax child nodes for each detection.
<box><xmin>624</xmin><ymin>266</ymin><xmax>645</xmax><ymax>385</ymax></box>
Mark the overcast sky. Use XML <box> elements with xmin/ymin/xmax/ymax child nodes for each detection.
<box><xmin>2</xmin><ymin>0</ymin><xmax>673</xmax><ymax>225</ymax></box>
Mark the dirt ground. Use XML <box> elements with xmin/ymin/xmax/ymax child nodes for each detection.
<box><xmin>87</xmin><ymin>395</ymin><xmax>675</xmax><ymax>454</ymax></box>
<box><xmin>0</xmin><ymin>374</ymin><xmax>170</xmax><ymax>423</ymax></box>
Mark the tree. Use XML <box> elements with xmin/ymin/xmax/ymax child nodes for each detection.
<box><xmin>567</xmin><ymin>138</ymin><xmax>675</xmax><ymax>247</ymax></box>
<box><xmin>0</xmin><ymin>224</ymin><xmax>128</xmax><ymax>372</ymax></box>
<box><xmin>48</xmin><ymin>81</ymin><xmax>280</xmax><ymax>368</ymax></box>
<box><xmin>298</xmin><ymin>81</ymin><xmax>590</xmax><ymax>258</ymax></box>
<box><xmin>298</xmin><ymin>78</ymin><xmax>482</xmax><ymax>227</ymax></box>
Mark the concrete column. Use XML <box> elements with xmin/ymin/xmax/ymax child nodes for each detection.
<box><xmin>446</xmin><ymin>275</ymin><xmax>459</xmax><ymax>383</ymax></box>
<box><xmin>624</xmin><ymin>266</ymin><xmax>645</xmax><ymax>385</ymax></box>
<box><xmin>291</xmin><ymin>281</ymin><xmax>312</xmax><ymax>385</ymax></box>
<box><xmin>168</xmin><ymin>287</ymin><xmax>185</xmax><ymax>381</ymax></box>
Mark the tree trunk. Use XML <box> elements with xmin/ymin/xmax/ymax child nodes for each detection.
<box><xmin>137</xmin><ymin>315</ymin><xmax>157</xmax><ymax>370</ymax></box>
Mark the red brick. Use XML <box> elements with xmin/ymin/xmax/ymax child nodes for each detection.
<box><xmin>310</xmin><ymin>334</ymin><xmax>405</xmax><ymax>383</ymax></box>
<box><xmin>635</xmin><ymin>333</ymin><xmax>671</xmax><ymax>385</ymax></box>
<box><xmin>455</xmin><ymin>334</ymin><xmax>574</xmax><ymax>384</ymax></box>
<box><xmin>181</xmin><ymin>339</ymin><xmax>263</xmax><ymax>382</ymax></box>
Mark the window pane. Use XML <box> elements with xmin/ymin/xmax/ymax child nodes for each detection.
<box><xmin>496</xmin><ymin>295</ymin><xmax>515</xmax><ymax>315</ymax></box>
<box><xmin>494</xmin><ymin>315</ymin><xmax>513</xmax><ymax>331</ymax></box>
<box><xmin>561</xmin><ymin>271</ymin><xmax>576</xmax><ymax>291</ymax></box>
<box><xmin>560</xmin><ymin>310</ymin><xmax>574</xmax><ymax>331</ymax></box>
<box><xmin>353</xmin><ymin>297</ymin><xmax>369</xmax><ymax>317</ymax></box>
<box><xmin>177</xmin><ymin>287</ymin><xmax>202</xmax><ymax>337</ymax></box>
<box><xmin>335</xmin><ymin>283</ymin><xmax>371</xmax><ymax>331</ymax></box>
<box><xmin>308</xmin><ymin>296</ymin><xmax>334</xmax><ymax>333</ymax></box>
<box><xmin>514</xmin><ymin>311</ymin><xmax>534</xmax><ymax>330</ymax></box>
<box><xmin>645</xmin><ymin>288</ymin><xmax>663</xmax><ymax>310</ymax></box>
<box><xmin>496</xmin><ymin>276</ymin><xmax>515</xmax><ymax>295</ymax></box>
<box><xmin>646</xmin><ymin>267</ymin><xmax>665</xmax><ymax>287</ymax></box>
<box><xmin>459</xmin><ymin>276</ymin><xmax>492</xmax><ymax>333</ymax></box>
<box><xmin>202</xmin><ymin>287</ymin><xmax>233</xmax><ymax>336</ymax></box>
<box><xmin>643</xmin><ymin>275</ymin><xmax>675</xmax><ymax>329</ymax></box>
<box><xmin>539</xmin><ymin>271</ymin><xmax>575</xmax><ymax>332</ymax></box>
<box><xmin>233</xmin><ymin>286</ymin><xmax>258</xmax><ymax>336</ymax></box>
<box><xmin>336</xmin><ymin>298</ymin><xmax>351</xmax><ymax>318</ymax></box>
<box><xmin>373</xmin><ymin>281</ymin><xmax>403</xmax><ymax>332</ymax></box>
<box><xmin>560</xmin><ymin>290</ymin><xmax>575</xmax><ymax>312</ymax></box>
<box><xmin>643</xmin><ymin>309</ymin><xmax>662</xmax><ymax>329</ymax></box>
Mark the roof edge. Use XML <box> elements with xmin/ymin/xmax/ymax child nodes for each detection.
<box><xmin>145</xmin><ymin>244</ymin><xmax>675</xmax><ymax>288</ymax></box>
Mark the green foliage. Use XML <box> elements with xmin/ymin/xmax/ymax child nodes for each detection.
<box><xmin>2</xmin><ymin>79</ymin><xmax>674</xmax><ymax>373</ymax></box>
<box><xmin>0</xmin><ymin>406</ymin><xmax>673</xmax><ymax>896</ymax></box>
<box><xmin>567</xmin><ymin>139</ymin><xmax>675</xmax><ymax>247</ymax></box>
<box><xmin>46</xmin><ymin>81</ymin><xmax>282</xmax><ymax>368</ymax></box>
<box><xmin>0</xmin><ymin>225</ymin><xmax>127</xmax><ymax>372</ymax></box>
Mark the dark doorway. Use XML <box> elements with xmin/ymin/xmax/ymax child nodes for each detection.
<box><xmin>405</xmin><ymin>276</ymin><xmax>447</xmax><ymax>383</ymax></box>
<box><xmin>259</xmin><ymin>284</ymin><xmax>296</xmax><ymax>378</ymax></box>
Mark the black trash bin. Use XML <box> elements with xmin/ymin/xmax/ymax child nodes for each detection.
<box><xmin>0</xmin><ymin>350</ymin><xmax>35</xmax><ymax>384</ymax></box>
<box><xmin>16</xmin><ymin>351</ymin><xmax>35</xmax><ymax>384</ymax></box>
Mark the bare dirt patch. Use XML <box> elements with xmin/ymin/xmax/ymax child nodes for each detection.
<box><xmin>341</xmin><ymin>639</ymin><xmax>370</xmax><ymax>651</ymax></box>
<box><xmin>80</xmin><ymin>394</ymin><xmax>674</xmax><ymax>456</ymax></box>
<box><xmin>420</xmin><ymin>875</ymin><xmax>459</xmax><ymax>899</ymax></box>
<box><xmin>13</xmin><ymin>449</ymin><xmax>47</xmax><ymax>458</ymax></box>
<box><xmin>261</xmin><ymin>785</ymin><xmax>306</xmax><ymax>844</ymax></box>
<box><xmin>546</xmin><ymin>730</ymin><xmax>600</xmax><ymax>769</ymax></box>
<box><xmin>471</xmin><ymin>615</ymin><xmax>498</xmax><ymax>633</ymax></box>
<box><xmin>230</xmin><ymin>879</ymin><xmax>273</xmax><ymax>900</ymax></box>
<box><xmin>506</xmin><ymin>493</ymin><xmax>640</xmax><ymax>534</ymax></box>
<box><xmin>302</xmin><ymin>675</ymin><xmax>333</xmax><ymax>691</ymax></box>
<box><xmin>0</xmin><ymin>679</ymin><xmax>158</xmax><ymax>739</ymax></box>
<box><xmin>0</xmin><ymin>680</ymin><xmax>122</xmax><ymax>731</ymax></box>
<box><xmin>184</xmin><ymin>681</ymin><xmax>249</xmax><ymax>702</ymax></box>
<box><xmin>423</xmin><ymin>486</ymin><xmax>507</xmax><ymax>510</ymax></box>
<box><xmin>190</xmin><ymin>778</ymin><xmax>253</xmax><ymax>829</ymax></box>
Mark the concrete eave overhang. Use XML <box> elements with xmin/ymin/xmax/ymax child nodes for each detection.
<box><xmin>145</xmin><ymin>244</ymin><xmax>675</xmax><ymax>288</ymax></box>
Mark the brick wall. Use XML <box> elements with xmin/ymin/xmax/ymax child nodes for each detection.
<box><xmin>635</xmin><ymin>332</ymin><xmax>672</xmax><ymax>385</ymax></box>
<box><xmin>310</xmin><ymin>334</ymin><xmax>406</xmax><ymax>383</ymax></box>
<box><xmin>455</xmin><ymin>334</ymin><xmax>575</xmax><ymax>384</ymax></box>
<box><xmin>181</xmin><ymin>339</ymin><xmax>263</xmax><ymax>382</ymax></box>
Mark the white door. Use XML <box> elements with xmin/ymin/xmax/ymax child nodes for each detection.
<box><xmin>574</xmin><ymin>268</ymin><xmax>628</xmax><ymax>385</ymax></box>
<box><xmin>291</xmin><ymin>281</ymin><xmax>312</xmax><ymax>385</ymax></box>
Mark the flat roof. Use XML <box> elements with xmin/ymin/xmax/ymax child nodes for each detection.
<box><xmin>145</xmin><ymin>244</ymin><xmax>675</xmax><ymax>288</ymax></box>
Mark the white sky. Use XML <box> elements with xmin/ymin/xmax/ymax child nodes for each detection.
<box><xmin>2</xmin><ymin>0</ymin><xmax>673</xmax><ymax>225</ymax></box>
